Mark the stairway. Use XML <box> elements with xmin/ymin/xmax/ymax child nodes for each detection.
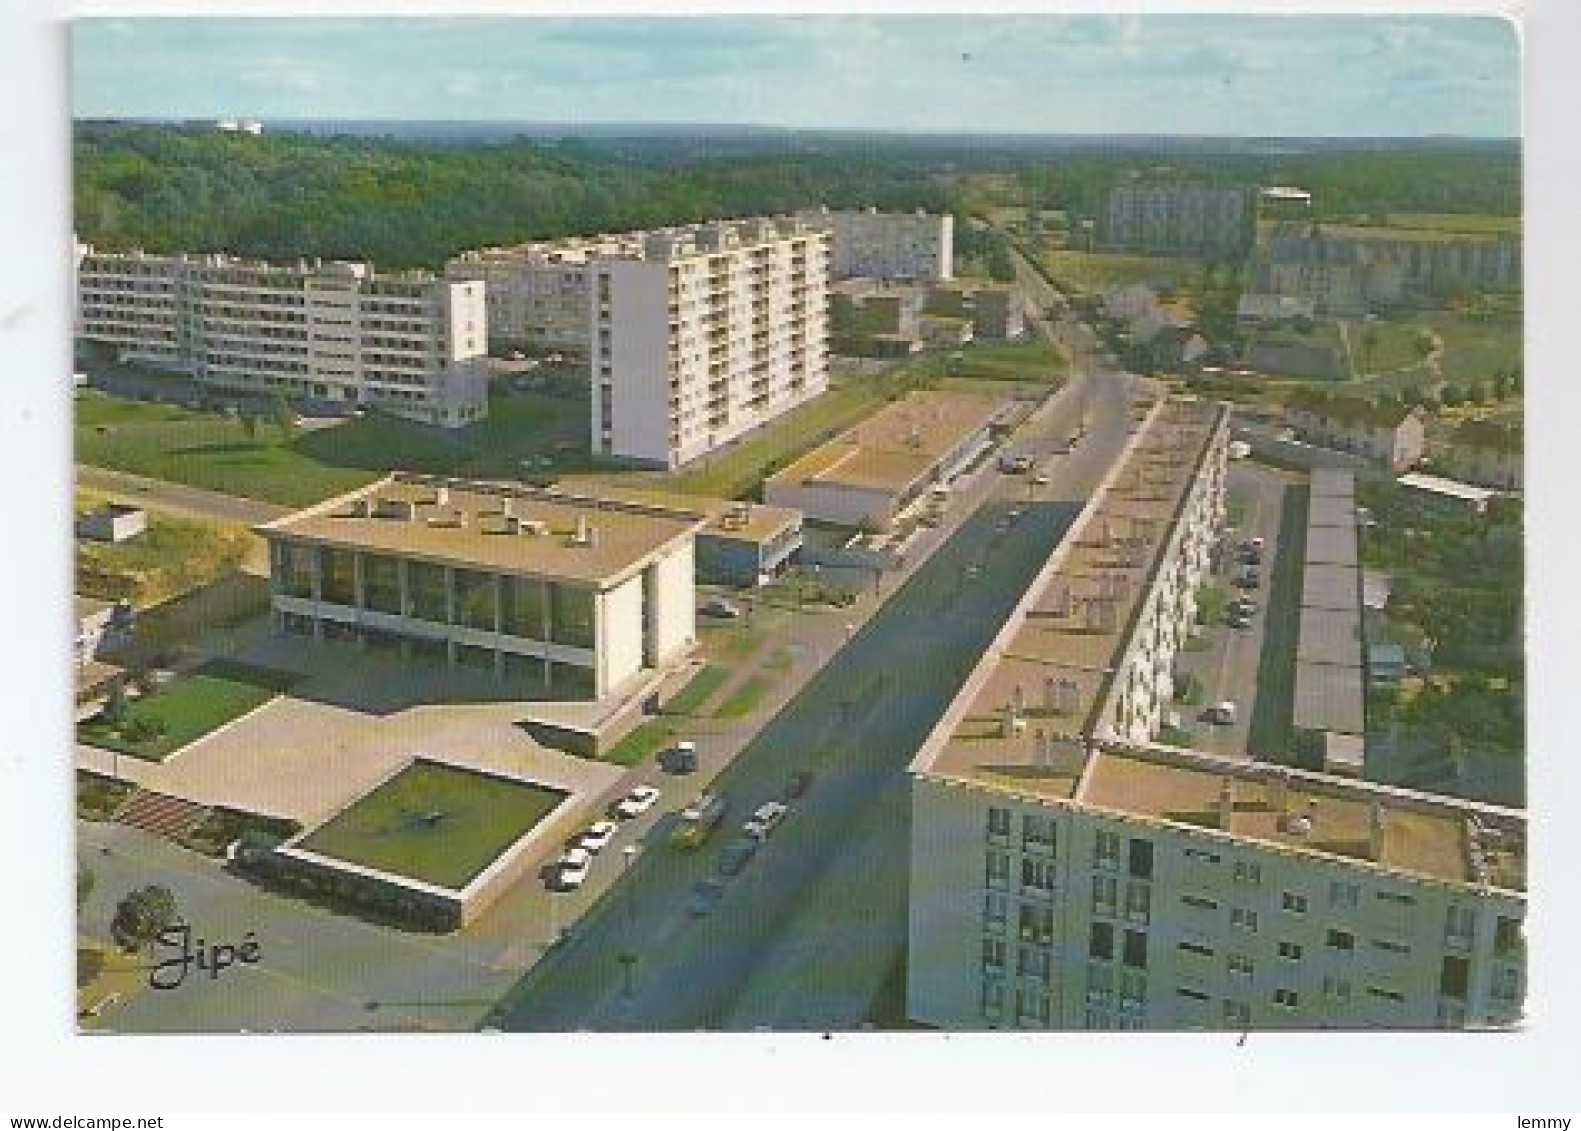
<box><xmin>114</xmin><ymin>789</ymin><xmax>212</xmax><ymax>841</ymax></box>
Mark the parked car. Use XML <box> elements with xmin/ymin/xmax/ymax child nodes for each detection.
<box><xmin>1227</xmin><ymin>611</ymin><xmax>1254</xmax><ymax>630</ymax></box>
<box><xmin>612</xmin><ymin>785</ymin><xmax>661</xmax><ymax>820</ymax></box>
<box><xmin>687</xmin><ymin>879</ymin><xmax>726</xmax><ymax>917</ymax></box>
<box><xmin>1235</xmin><ymin>570</ymin><xmax>1261</xmax><ymax>590</ymax></box>
<box><xmin>578</xmin><ymin>820</ymin><xmax>619</xmax><ymax>854</ymax></box>
<box><xmin>699</xmin><ymin>597</ymin><xmax>743</xmax><ymax>619</ymax></box>
<box><xmin>716</xmin><ymin>837</ymin><xmax>759</xmax><ymax>877</ymax></box>
<box><xmin>671</xmin><ymin>792</ymin><xmax>728</xmax><ymax>849</ymax></box>
<box><xmin>1238</xmin><ymin>548</ymin><xmax>1263</xmax><ymax>566</ymax></box>
<box><xmin>554</xmin><ymin>847</ymin><xmax>593</xmax><ymax>890</ymax></box>
<box><xmin>1205</xmin><ymin>701</ymin><xmax>1238</xmax><ymax>726</ymax></box>
<box><xmin>1240</xmin><ymin>537</ymin><xmax>1266</xmax><ymax>552</ymax></box>
<box><xmin>743</xmin><ymin>801</ymin><xmax>789</xmax><ymax>841</ymax></box>
<box><xmin>1230</xmin><ymin>597</ymin><xmax>1258</xmax><ymax>616</ymax></box>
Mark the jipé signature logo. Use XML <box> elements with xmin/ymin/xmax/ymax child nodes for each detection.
<box><xmin>148</xmin><ymin>924</ymin><xmax>262</xmax><ymax>990</ymax></box>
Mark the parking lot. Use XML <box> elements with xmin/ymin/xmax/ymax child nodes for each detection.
<box><xmin>1172</xmin><ymin>460</ymin><xmax>1298</xmax><ymax>759</ymax></box>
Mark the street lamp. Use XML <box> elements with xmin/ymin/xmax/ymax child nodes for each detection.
<box><xmin>618</xmin><ymin>844</ymin><xmax>640</xmax><ymax>998</ymax></box>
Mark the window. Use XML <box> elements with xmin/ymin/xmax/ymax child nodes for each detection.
<box><xmin>1178</xmin><ymin>987</ymin><xmax>1211</xmax><ymax>1003</ymax></box>
<box><xmin>1127</xmin><ymin>838</ymin><xmax>1155</xmax><ymax>879</ymax></box>
<box><xmin>1491</xmin><ymin>966</ymin><xmax>1521</xmax><ymax>1002</ymax></box>
<box><xmin>1089</xmin><ymin>921</ymin><xmax>1115</xmax><ymax>962</ymax></box>
<box><xmin>1124</xmin><ymin>881</ymin><xmax>1151</xmax><ymax>924</ymax></box>
<box><xmin>1325</xmin><ymin>929</ymin><xmax>1355</xmax><ymax>952</ymax></box>
<box><xmin>1273</xmin><ymin>988</ymin><xmax>1299</xmax><ymax>1010</ymax></box>
<box><xmin>1178</xmin><ymin>940</ymin><xmax>1215</xmax><ymax>958</ymax></box>
<box><xmin>1020</xmin><ymin>857</ymin><xmax>1056</xmax><ymax>896</ymax></box>
<box><xmin>1280</xmin><ymin>892</ymin><xmax>1309</xmax><ymax>914</ymax></box>
<box><xmin>1018</xmin><ymin>903</ymin><xmax>1054</xmax><ymax>946</ymax></box>
<box><xmin>1022</xmin><ymin>814</ymin><xmax>1056</xmax><ymax>855</ymax></box>
<box><xmin>1322</xmin><ymin>976</ymin><xmax>1352</xmax><ymax>1002</ymax></box>
<box><xmin>1094</xmin><ymin>829</ymin><xmax>1121</xmax><ymax>871</ymax></box>
<box><xmin>1440</xmin><ymin>955</ymin><xmax>1470</xmax><ymax>1001</ymax></box>
<box><xmin>548</xmin><ymin>582</ymin><xmax>596</xmax><ymax>649</ymax></box>
<box><xmin>1495</xmin><ymin>916</ymin><xmax>1523</xmax><ymax>957</ymax></box>
<box><xmin>1368</xmin><ymin>986</ymin><xmax>1406</xmax><ymax>1003</ymax></box>
<box><xmin>1182</xmin><ymin>894</ymin><xmax>1219</xmax><ymax>910</ymax></box>
<box><xmin>986</xmin><ymin>807</ymin><xmax>1011</xmax><ymax>841</ymax></box>
<box><xmin>1091</xmin><ymin>874</ymin><xmax>1118</xmax><ymax>916</ymax></box>
<box><xmin>1375</xmin><ymin>890</ymin><xmax>1416</xmax><ymax>906</ymax></box>
<box><xmin>1223</xmin><ymin>1000</ymin><xmax>1251</xmax><ymax>1028</ymax></box>
<box><xmin>1445</xmin><ymin>906</ymin><xmax>1477</xmax><ymax>949</ymax></box>
<box><xmin>982</xmin><ymin>893</ymin><xmax>1008</xmax><ymax>934</ymax></box>
<box><xmin>1122</xmin><ymin>929</ymin><xmax>1149</xmax><ymax>969</ymax></box>
<box><xmin>1373</xmin><ymin>938</ymin><xmax>1411</xmax><ymax>955</ymax></box>
<box><xmin>1086</xmin><ymin>963</ymin><xmax>1115</xmax><ymax>1005</ymax></box>
<box><xmin>980</xmin><ymin>978</ymin><xmax>1005</xmax><ymax>1019</ymax></box>
<box><xmin>1015</xmin><ymin>987</ymin><xmax>1051</xmax><ymax>1026</ymax></box>
<box><xmin>982</xmin><ymin>937</ymin><xmax>1007</xmax><ymax>972</ymax></box>
<box><xmin>1183</xmin><ymin>847</ymin><xmax>1222</xmax><ymax>865</ymax></box>
<box><xmin>1085</xmin><ymin>1008</ymin><xmax>1113</xmax><ymax>1031</ymax></box>
<box><xmin>1277</xmin><ymin>941</ymin><xmax>1304</xmax><ymax>961</ymax></box>
<box><xmin>1233</xmin><ymin>861</ymin><xmax>1262</xmax><ymax>885</ymax></box>
<box><xmin>1017</xmin><ymin>946</ymin><xmax>1051</xmax><ymax>980</ymax></box>
<box><xmin>1329</xmin><ymin>880</ymin><xmax>1360</xmax><ymax>909</ymax></box>
<box><xmin>1118</xmin><ymin>970</ymin><xmax>1147</xmax><ymax>1010</ymax></box>
<box><xmin>1231</xmin><ymin>908</ymin><xmax>1259</xmax><ymax>933</ymax></box>
<box><xmin>1227</xmin><ymin>954</ymin><xmax>1254</xmax><ymax>978</ymax></box>
<box><xmin>985</xmin><ymin>851</ymin><xmax>1010</xmax><ymax>890</ymax></box>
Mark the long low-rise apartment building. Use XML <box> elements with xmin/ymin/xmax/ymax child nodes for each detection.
<box><xmin>256</xmin><ymin>474</ymin><xmax>700</xmax><ymax>701</ymax></box>
<box><xmin>76</xmin><ymin>248</ymin><xmax>489</xmax><ymax>428</ymax></box>
<box><xmin>795</xmin><ymin>207</ymin><xmax>954</xmax><ymax>282</ymax></box>
<box><xmin>906</xmin><ymin>397</ymin><xmax>1525</xmax><ymax>1032</ymax></box>
<box><xmin>445</xmin><ymin>234</ymin><xmax>642</xmax><ymax>355</ymax></box>
<box><xmin>763</xmin><ymin>389</ymin><xmax>1005</xmax><ymax>531</ymax></box>
<box><xmin>591</xmin><ymin>218</ymin><xmax>831</xmax><ymax>468</ymax></box>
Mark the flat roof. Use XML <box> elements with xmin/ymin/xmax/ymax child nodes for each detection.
<box><xmin>548</xmin><ymin>480</ymin><xmax>801</xmax><ymax>546</ymax></box>
<box><xmin>1309</xmin><ymin>467</ymin><xmax>1356</xmax><ymax>500</ymax></box>
<box><xmin>1293</xmin><ymin>659</ymin><xmax>1366</xmax><ymax>735</ymax></box>
<box><xmin>1304</xmin><ymin>522</ymin><xmax>1358</xmax><ymax>568</ymax></box>
<box><xmin>918</xmin><ymin>396</ymin><xmax>1228</xmax><ymax>784</ymax></box>
<box><xmin>1297</xmin><ymin>606</ymin><xmax>1362</xmax><ymax>668</ymax></box>
<box><xmin>767</xmin><ymin>389</ymin><xmax>1003</xmax><ymax>497</ymax></box>
<box><xmin>1078</xmin><ymin>746</ymin><xmax>1516</xmax><ymax>890</ymax></box>
<box><xmin>1301</xmin><ymin>563</ymin><xmax>1359</xmax><ymax>612</ymax></box>
<box><xmin>259</xmin><ymin>475</ymin><xmax>701</xmax><ymax>588</ymax></box>
<box><xmin>1398</xmin><ymin>472</ymin><xmax>1499</xmax><ymax>504</ymax></box>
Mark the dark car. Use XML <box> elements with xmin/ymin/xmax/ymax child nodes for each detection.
<box><xmin>716</xmin><ymin>837</ymin><xmax>759</xmax><ymax>878</ymax></box>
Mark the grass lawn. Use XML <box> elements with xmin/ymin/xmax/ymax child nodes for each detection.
<box><xmin>906</xmin><ymin>340</ymin><xmax>1064</xmax><ymax>386</ymax></box>
<box><xmin>700</xmin><ymin>625</ymin><xmax>766</xmax><ymax>665</ymax></box>
<box><xmin>77</xmin><ymin>385</ymin><xmax>604</xmax><ymax>507</ymax></box>
<box><xmin>76</xmin><ymin>491</ymin><xmax>253</xmax><ymax>606</ymax></box>
<box><xmin>662</xmin><ymin>665</ymin><xmax>729</xmax><ymax>716</ymax></box>
<box><xmin>603</xmin><ymin>719</ymin><xmax>681</xmax><ymax>768</ymax></box>
<box><xmin>1038</xmin><ymin>249</ymin><xmax>1202</xmax><ymax>294</ymax></box>
<box><xmin>1349</xmin><ymin>319</ymin><xmax>1433</xmax><ymax>375</ymax></box>
<box><xmin>664</xmin><ymin>379</ymin><xmax>889</xmax><ymax>499</ymax></box>
<box><xmin>1323</xmin><ymin>213</ymin><xmax>1521</xmax><ymax>239</ymax></box>
<box><xmin>297</xmin><ymin>761</ymin><xmax>566</xmax><ymax>890</ymax></box>
<box><xmin>76</xmin><ymin>770</ymin><xmax>134</xmax><ymax>820</ymax></box>
<box><xmin>76</xmin><ymin>662</ymin><xmax>292</xmax><ymax>761</ymax></box>
<box><xmin>1417</xmin><ymin>312</ymin><xmax>1523</xmax><ymax>382</ymax></box>
<box><xmin>715</xmin><ymin>675</ymin><xmax>772</xmax><ymax>719</ymax></box>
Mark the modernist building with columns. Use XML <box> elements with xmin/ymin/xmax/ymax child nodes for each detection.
<box><xmin>75</xmin><ymin>247</ymin><xmax>489</xmax><ymax>428</ymax></box>
<box><xmin>256</xmin><ymin>474</ymin><xmax>700</xmax><ymax>701</ymax></box>
<box><xmin>905</xmin><ymin>395</ymin><xmax>1526</xmax><ymax>1031</ymax></box>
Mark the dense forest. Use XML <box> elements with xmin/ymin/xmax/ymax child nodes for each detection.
<box><xmin>74</xmin><ymin>123</ymin><xmax>949</xmax><ymax>269</ymax></box>
<box><xmin>74</xmin><ymin>122</ymin><xmax>1521</xmax><ymax>269</ymax></box>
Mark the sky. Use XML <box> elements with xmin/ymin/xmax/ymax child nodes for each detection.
<box><xmin>71</xmin><ymin>14</ymin><xmax>1520</xmax><ymax>138</ymax></box>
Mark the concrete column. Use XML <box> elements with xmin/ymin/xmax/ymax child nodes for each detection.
<box><xmin>310</xmin><ymin>545</ymin><xmax>324</xmax><ymax>642</ymax></box>
<box><xmin>397</xmin><ymin>558</ymin><xmax>411</xmax><ymax>658</ymax></box>
<box><xmin>352</xmin><ymin>552</ymin><xmax>367</xmax><ymax>649</ymax></box>
<box><xmin>492</xmin><ymin>573</ymin><xmax>505</xmax><ymax>680</ymax></box>
<box><xmin>445</xmin><ymin>566</ymin><xmax>457</xmax><ymax>667</ymax></box>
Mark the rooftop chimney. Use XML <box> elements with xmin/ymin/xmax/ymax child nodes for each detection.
<box><xmin>1369</xmin><ymin>801</ymin><xmax>1387</xmax><ymax>861</ymax></box>
<box><xmin>1267</xmin><ymin>770</ymin><xmax>1289</xmax><ymax>814</ymax></box>
<box><xmin>1218</xmin><ymin>777</ymin><xmax>1235</xmax><ymax>830</ymax></box>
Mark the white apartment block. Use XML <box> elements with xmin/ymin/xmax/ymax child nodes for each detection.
<box><xmin>590</xmin><ymin>218</ymin><xmax>831</xmax><ymax>469</ymax></box>
<box><xmin>906</xmin><ymin>394</ymin><xmax>1526</xmax><ymax>1031</ymax></box>
<box><xmin>445</xmin><ymin>234</ymin><xmax>642</xmax><ymax>354</ymax></box>
<box><xmin>1103</xmin><ymin>185</ymin><xmax>1254</xmax><ymax>257</ymax></box>
<box><xmin>797</xmin><ymin>207</ymin><xmax>954</xmax><ymax>282</ymax></box>
<box><xmin>76</xmin><ymin>248</ymin><xmax>489</xmax><ymax>428</ymax></box>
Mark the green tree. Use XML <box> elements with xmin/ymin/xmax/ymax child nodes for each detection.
<box><xmin>271</xmin><ymin>395</ymin><xmax>296</xmax><ymax>442</ymax></box>
<box><xmin>101</xmin><ymin>680</ymin><xmax>129</xmax><ymax>727</ymax></box>
<box><xmin>110</xmin><ymin>884</ymin><xmax>179</xmax><ymax>952</ymax></box>
<box><xmin>240</xmin><ymin>412</ymin><xmax>259</xmax><ymax>441</ymax></box>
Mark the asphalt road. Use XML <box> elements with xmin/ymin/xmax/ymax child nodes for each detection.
<box><xmin>488</xmin><ymin>360</ymin><xmax>1142</xmax><ymax>1032</ymax></box>
<box><xmin>77</xmin><ymin>464</ymin><xmax>288</xmax><ymax>527</ymax></box>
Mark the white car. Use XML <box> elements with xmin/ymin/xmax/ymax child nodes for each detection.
<box><xmin>1032</xmin><ymin>472</ymin><xmax>1051</xmax><ymax>486</ymax></box>
<box><xmin>743</xmin><ymin>801</ymin><xmax>789</xmax><ymax>841</ymax></box>
<box><xmin>613</xmin><ymin>785</ymin><xmax>662</xmax><ymax>820</ymax></box>
<box><xmin>1206</xmin><ymin>701</ymin><xmax>1238</xmax><ymax>726</ymax></box>
<box><xmin>579</xmin><ymin>820</ymin><xmax>619</xmax><ymax>853</ymax></box>
<box><xmin>555</xmin><ymin>847</ymin><xmax>592</xmax><ymax>890</ymax></box>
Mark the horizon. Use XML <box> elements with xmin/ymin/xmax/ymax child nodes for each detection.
<box><xmin>71</xmin><ymin>15</ymin><xmax>1520</xmax><ymax>139</ymax></box>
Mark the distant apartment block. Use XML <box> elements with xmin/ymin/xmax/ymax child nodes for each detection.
<box><xmin>445</xmin><ymin>234</ymin><xmax>643</xmax><ymax>354</ymax></box>
<box><xmin>76</xmin><ymin>248</ymin><xmax>489</xmax><ymax>428</ymax></box>
<box><xmin>905</xmin><ymin>398</ymin><xmax>1526</xmax><ymax>1032</ymax></box>
<box><xmin>256</xmin><ymin>473</ymin><xmax>700</xmax><ymax>702</ymax></box>
<box><xmin>797</xmin><ymin>207</ymin><xmax>954</xmax><ymax>282</ymax></box>
<box><xmin>764</xmin><ymin>389</ymin><xmax>1003</xmax><ymax>531</ymax></box>
<box><xmin>589</xmin><ymin>218</ymin><xmax>831</xmax><ymax>468</ymax></box>
<box><xmin>924</xmin><ymin>281</ymin><xmax>1024</xmax><ymax>341</ymax></box>
<box><xmin>1101</xmin><ymin>184</ymin><xmax>1254</xmax><ymax>257</ymax></box>
<box><xmin>1285</xmin><ymin>393</ymin><xmax>1426</xmax><ymax>472</ymax></box>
